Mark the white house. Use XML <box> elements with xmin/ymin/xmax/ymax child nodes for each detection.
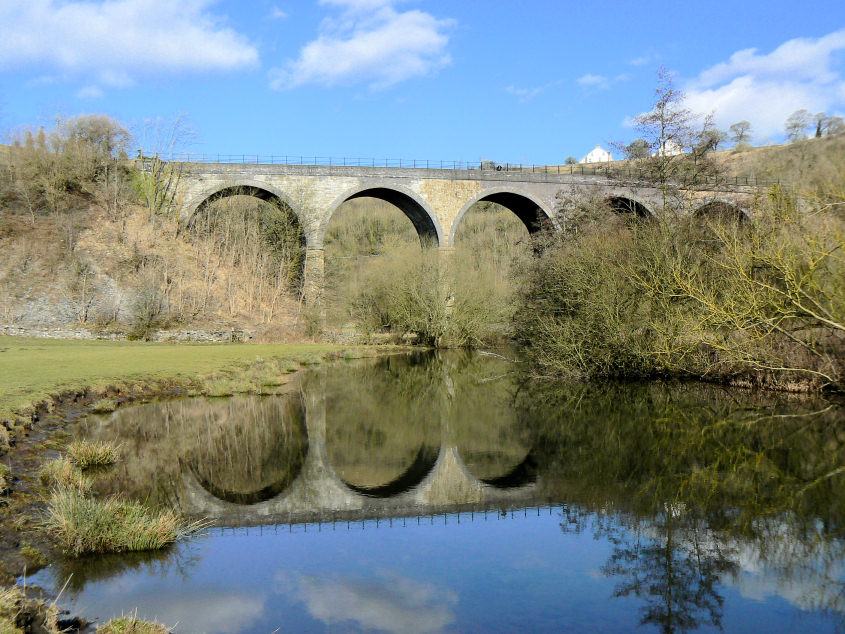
<box><xmin>579</xmin><ymin>145</ymin><xmax>613</xmax><ymax>164</ymax></box>
<box><xmin>652</xmin><ymin>139</ymin><xmax>684</xmax><ymax>157</ymax></box>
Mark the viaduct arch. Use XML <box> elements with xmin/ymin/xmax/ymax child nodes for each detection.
<box><xmin>171</xmin><ymin>161</ymin><xmax>758</xmax><ymax>303</ymax></box>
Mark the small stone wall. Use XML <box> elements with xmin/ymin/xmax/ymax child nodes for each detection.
<box><xmin>0</xmin><ymin>325</ymin><xmax>251</xmax><ymax>343</ymax></box>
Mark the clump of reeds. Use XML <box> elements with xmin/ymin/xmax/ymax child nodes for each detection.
<box><xmin>67</xmin><ymin>440</ymin><xmax>121</xmax><ymax>469</ymax></box>
<box><xmin>38</xmin><ymin>457</ymin><xmax>92</xmax><ymax>492</ymax></box>
<box><xmin>0</xmin><ymin>463</ymin><xmax>9</xmax><ymax>495</ymax></box>
<box><xmin>91</xmin><ymin>398</ymin><xmax>118</xmax><ymax>414</ymax></box>
<box><xmin>0</xmin><ymin>426</ymin><xmax>9</xmax><ymax>454</ymax></box>
<box><xmin>97</xmin><ymin>611</ymin><xmax>170</xmax><ymax>633</ymax></box>
<box><xmin>44</xmin><ymin>487</ymin><xmax>201</xmax><ymax>556</ymax></box>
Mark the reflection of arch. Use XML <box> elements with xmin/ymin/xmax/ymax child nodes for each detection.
<box><xmin>185</xmin><ymin>181</ymin><xmax>303</xmax><ymax>234</ymax></box>
<box><xmin>693</xmin><ymin>200</ymin><xmax>748</xmax><ymax>222</ymax></box>
<box><xmin>341</xmin><ymin>445</ymin><xmax>441</xmax><ymax>498</ymax></box>
<box><xmin>185</xmin><ymin>393</ymin><xmax>309</xmax><ymax>506</ymax></box>
<box><xmin>606</xmin><ymin>195</ymin><xmax>653</xmax><ymax>218</ymax></box>
<box><xmin>319</xmin><ymin>185</ymin><xmax>443</xmax><ymax>248</ymax></box>
<box><xmin>479</xmin><ymin>451</ymin><xmax>538</xmax><ymax>489</ymax></box>
<box><xmin>450</xmin><ymin>187</ymin><xmax>557</xmax><ymax>245</ymax></box>
<box><xmin>187</xmin><ymin>463</ymin><xmax>302</xmax><ymax>505</ymax></box>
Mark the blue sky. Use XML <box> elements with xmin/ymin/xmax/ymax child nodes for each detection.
<box><xmin>1</xmin><ymin>0</ymin><xmax>844</xmax><ymax>164</ymax></box>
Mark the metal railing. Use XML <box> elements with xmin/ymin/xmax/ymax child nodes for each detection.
<box><xmin>145</xmin><ymin>153</ymin><xmax>788</xmax><ymax>188</ymax></box>
<box><xmin>199</xmin><ymin>503</ymin><xmax>566</xmax><ymax>535</ymax></box>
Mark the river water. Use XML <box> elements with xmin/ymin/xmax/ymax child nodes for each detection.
<box><xmin>27</xmin><ymin>352</ymin><xmax>845</xmax><ymax>632</ymax></box>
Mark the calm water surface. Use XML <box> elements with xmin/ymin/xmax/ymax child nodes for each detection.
<box><xmin>28</xmin><ymin>352</ymin><xmax>845</xmax><ymax>633</ymax></box>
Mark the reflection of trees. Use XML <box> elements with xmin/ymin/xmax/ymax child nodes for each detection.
<box><xmin>517</xmin><ymin>380</ymin><xmax>845</xmax><ymax>630</ymax></box>
<box><xmin>600</xmin><ymin>515</ymin><xmax>737</xmax><ymax>633</ymax></box>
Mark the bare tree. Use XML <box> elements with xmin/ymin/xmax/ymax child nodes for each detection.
<box><xmin>829</xmin><ymin>116</ymin><xmax>845</xmax><ymax>135</ymax></box>
<box><xmin>619</xmin><ymin>66</ymin><xmax>721</xmax><ymax>213</ymax></box>
<box><xmin>813</xmin><ymin>112</ymin><xmax>845</xmax><ymax>137</ymax></box>
<box><xmin>624</xmin><ymin>138</ymin><xmax>650</xmax><ymax>160</ymax></box>
<box><xmin>134</xmin><ymin>115</ymin><xmax>196</xmax><ymax>224</ymax></box>
<box><xmin>728</xmin><ymin>120</ymin><xmax>752</xmax><ymax>145</ymax></box>
<box><xmin>785</xmin><ymin>109</ymin><xmax>812</xmax><ymax>142</ymax></box>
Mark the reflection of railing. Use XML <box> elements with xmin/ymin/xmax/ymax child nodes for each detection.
<box><xmin>136</xmin><ymin>154</ymin><xmax>789</xmax><ymax>188</ymax></box>
<box><xmin>197</xmin><ymin>503</ymin><xmax>566</xmax><ymax>532</ymax></box>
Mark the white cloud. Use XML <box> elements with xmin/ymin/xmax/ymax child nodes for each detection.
<box><xmin>270</xmin><ymin>0</ymin><xmax>454</xmax><ymax>89</ymax></box>
<box><xmin>0</xmin><ymin>0</ymin><xmax>258</xmax><ymax>90</ymax></box>
<box><xmin>506</xmin><ymin>79</ymin><xmax>562</xmax><ymax>103</ymax></box>
<box><xmin>76</xmin><ymin>85</ymin><xmax>104</xmax><ymax>99</ymax></box>
<box><xmin>269</xmin><ymin>6</ymin><xmax>288</xmax><ymax>20</ymax></box>
<box><xmin>577</xmin><ymin>73</ymin><xmax>628</xmax><ymax>91</ymax></box>
<box><xmin>278</xmin><ymin>571</ymin><xmax>458</xmax><ymax>633</ymax></box>
<box><xmin>684</xmin><ymin>29</ymin><xmax>845</xmax><ymax>138</ymax></box>
<box><xmin>629</xmin><ymin>52</ymin><xmax>657</xmax><ymax>67</ymax></box>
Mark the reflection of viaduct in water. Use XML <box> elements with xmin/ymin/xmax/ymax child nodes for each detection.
<box><xmin>179</xmin><ymin>379</ymin><xmax>541</xmax><ymax>525</ymax></box>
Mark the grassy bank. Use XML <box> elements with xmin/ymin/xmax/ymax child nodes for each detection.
<box><xmin>0</xmin><ymin>337</ymin><xmax>347</xmax><ymax>428</ymax></box>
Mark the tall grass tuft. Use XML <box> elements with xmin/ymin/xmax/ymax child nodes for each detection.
<box><xmin>44</xmin><ymin>487</ymin><xmax>200</xmax><ymax>556</ymax></box>
<box><xmin>67</xmin><ymin>439</ymin><xmax>120</xmax><ymax>469</ymax></box>
<box><xmin>39</xmin><ymin>457</ymin><xmax>92</xmax><ymax>492</ymax></box>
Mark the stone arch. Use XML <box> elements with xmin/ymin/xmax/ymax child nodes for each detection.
<box><xmin>181</xmin><ymin>391</ymin><xmax>310</xmax><ymax>506</ymax></box>
<box><xmin>340</xmin><ymin>445</ymin><xmax>441</xmax><ymax>498</ymax></box>
<box><xmin>693</xmin><ymin>199</ymin><xmax>749</xmax><ymax>222</ymax></box>
<box><xmin>449</xmin><ymin>187</ymin><xmax>557</xmax><ymax>246</ymax></box>
<box><xmin>318</xmin><ymin>184</ymin><xmax>443</xmax><ymax>249</ymax></box>
<box><xmin>477</xmin><ymin>451</ymin><xmax>538</xmax><ymax>489</ymax></box>
<box><xmin>183</xmin><ymin>180</ymin><xmax>306</xmax><ymax>241</ymax></box>
<box><xmin>605</xmin><ymin>195</ymin><xmax>654</xmax><ymax>218</ymax></box>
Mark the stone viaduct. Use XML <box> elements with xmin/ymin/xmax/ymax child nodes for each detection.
<box><xmin>167</xmin><ymin>161</ymin><xmax>758</xmax><ymax>302</ymax></box>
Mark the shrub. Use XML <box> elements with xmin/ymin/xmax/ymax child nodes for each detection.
<box><xmin>44</xmin><ymin>487</ymin><xmax>199</xmax><ymax>556</ymax></box>
<box><xmin>129</xmin><ymin>282</ymin><xmax>165</xmax><ymax>341</ymax></box>
<box><xmin>348</xmin><ymin>246</ymin><xmax>514</xmax><ymax>347</ymax></box>
<box><xmin>515</xmin><ymin>188</ymin><xmax>845</xmax><ymax>390</ymax></box>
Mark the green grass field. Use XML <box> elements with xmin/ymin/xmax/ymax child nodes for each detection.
<box><xmin>0</xmin><ymin>337</ymin><xmax>344</xmax><ymax>425</ymax></box>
